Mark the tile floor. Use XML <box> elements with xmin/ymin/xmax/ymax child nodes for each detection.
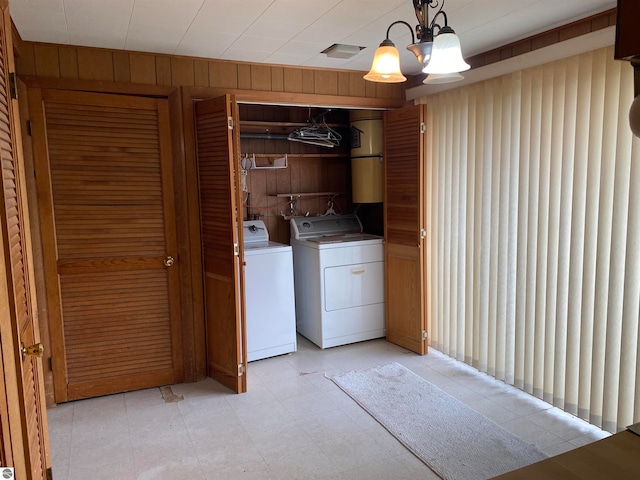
<box><xmin>47</xmin><ymin>336</ymin><xmax>610</xmax><ymax>480</ymax></box>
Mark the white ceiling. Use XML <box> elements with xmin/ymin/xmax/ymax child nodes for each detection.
<box><xmin>9</xmin><ymin>0</ymin><xmax>617</xmax><ymax>76</ymax></box>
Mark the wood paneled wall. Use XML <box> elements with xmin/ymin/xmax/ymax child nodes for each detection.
<box><xmin>240</xmin><ymin>104</ymin><xmax>352</xmax><ymax>245</ymax></box>
<box><xmin>13</xmin><ymin>39</ymin><xmax>404</xmax><ymax>101</ymax></box>
<box><xmin>10</xmin><ymin>30</ymin><xmax>405</xmax><ymax>404</ymax></box>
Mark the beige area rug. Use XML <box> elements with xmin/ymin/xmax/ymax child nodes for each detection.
<box><xmin>329</xmin><ymin>362</ymin><xmax>547</xmax><ymax>480</ymax></box>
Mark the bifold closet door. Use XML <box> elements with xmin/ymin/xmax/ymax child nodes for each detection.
<box><xmin>384</xmin><ymin>105</ymin><xmax>428</xmax><ymax>355</ymax></box>
<box><xmin>29</xmin><ymin>89</ymin><xmax>183</xmax><ymax>402</ymax></box>
<box><xmin>0</xmin><ymin>0</ymin><xmax>50</xmax><ymax>477</ymax></box>
<box><xmin>193</xmin><ymin>94</ymin><xmax>247</xmax><ymax>393</ymax></box>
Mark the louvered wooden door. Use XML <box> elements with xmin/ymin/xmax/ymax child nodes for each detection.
<box><xmin>384</xmin><ymin>105</ymin><xmax>428</xmax><ymax>355</ymax></box>
<box><xmin>194</xmin><ymin>95</ymin><xmax>247</xmax><ymax>393</ymax></box>
<box><xmin>29</xmin><ymin>89</ymin><xmax>182</xmax><ymax>402</ymax></box>
<box><xmin>0</xmin><ymin>0</ymin><xmax>50</xmax><ymax>477</ymax></box>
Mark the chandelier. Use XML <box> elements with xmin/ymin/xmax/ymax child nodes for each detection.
<box><xmin>364</xmin><ymin>0</ymin><xmax>470</xmax><ymax>83</ymax></box>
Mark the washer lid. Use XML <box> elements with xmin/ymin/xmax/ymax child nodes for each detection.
<box><xmin>243</xmin><ymin>220</ymin><xmax>269</xmax><ymax>244</ymax></box>
<box><xmin>244</xmin><ymin>241</ymin><xmax>292</xmax><ymax>255</ymax></box>
<box><xmin>290</xmin><ymin>214</ymin><xmax>362</xmax><ymax>239</ymax></box>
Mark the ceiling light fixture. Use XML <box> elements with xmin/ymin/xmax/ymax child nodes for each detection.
<box><xmin>364</xmin><ymin>0</ymin><xmax>469</xmax><ymax>83</ymax></box>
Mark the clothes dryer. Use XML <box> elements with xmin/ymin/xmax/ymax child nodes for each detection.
<box><xmin>290</xmin><ymin>214</ymin><xmax>385</xmax><ymax>348</ymax></box>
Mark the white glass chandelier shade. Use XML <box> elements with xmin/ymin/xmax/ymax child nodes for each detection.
<box><xmin>422</xmin><ymin>26</ymin><xmax>470</xmax><ymax>74</ymax></box>
<box><xmin>363</xmin><ymin>40</ymin><xmax>407</xmax><ymax>83</ymax></box>
<box><xmin>423</xmin><ymin>71</ymin><xmax>464</xmax><ymax>84</ymax></box>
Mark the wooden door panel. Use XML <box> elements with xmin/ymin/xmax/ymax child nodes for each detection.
<box><xmin>20</xmin><ymin>350</ymin><xmax>45</xmax><ymax>479</ymax></box>
<box><xmin>384</xmin><ymin>105</ymin><xmax>427</xmax><ymax>355</ymax></box>
<box><xmin>0</xmin><ymin>0</ymin><xmax>50</xmax><ymax>477</ymax></box>
<box><xmin>30</xmin><ymin>89</ymin><xmax>182</xmax><ymax>402</ymax></box>
<box><xmin>53</xmin><ymin>205</ymin><xmax>166</xmax><ymax>258</ymax></box>
<box><xmin>60</xmin><ymin>269</ymin><xmax>176</xmax><ymax>399</ymax></box>
<box><xmin>385</xmin><ymin>106</ymin><xmax>423</xmax><ymax>247</ymax></box>
<box><xmin>0</xmin><ymin>339</ymin><xmax>9</xmax><ymax>469</ymax></box>
<box><xmin>194</xmin><ymin>95</ymin><xmax>246</xmax><ymax>393</ymax></box>
<box><xmin>386</xmin><ymin>243</ymin><xmax>425</xmax><ymax>353</ymax></box>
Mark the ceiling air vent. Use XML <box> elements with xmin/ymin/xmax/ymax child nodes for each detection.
<box><xmin>321</xmin><ymin>43</ymin><xmax>364</xmax><ymax>59</ymax></box>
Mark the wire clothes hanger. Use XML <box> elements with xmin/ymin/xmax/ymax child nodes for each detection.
<box><xmin>322</xmin><ymin>197</ymin><xmax>337</xmax><ymax>216</ymax></box>
<box><xmin>288</xmin><ymin>109</ymin><xmax>342</xmax><ymax>148</ymax></box>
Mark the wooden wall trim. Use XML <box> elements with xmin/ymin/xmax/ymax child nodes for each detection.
<box><xmin>186</xmin><ymin>86</ymin><xmax>406</xmax><ymax>109</ymax></box>
<box><xmin>179</xmin><ymin>85</ymin><xmax>206</xmax><ymax>384</ymax></box>
<box><xmin>17</xmin><ymin>75</ymin><xmax>405</xmax><ymax>110</ymax></box>
<box><xmin>16</xmin><ymin>79</ymin><xmax>55</xmax><ymax>406</ymax></box>
<box><xmin>466</xmin><ymin>9</ymin><xmax>617</xmax><ymax>70</ymax></box>
<box><xmin>18</xmin><ymin>75</ymin><xmax>176</xmax><ymax>97</ymax></box>
<box><xmin>168</xmin><ymin>88</ymin><xmax>206</xmax><ymax>382</ymax></box>
<box><xmin>26</xmin><ymin>86</ymin><xmax>70</xmax><ymax>404</ymax></box>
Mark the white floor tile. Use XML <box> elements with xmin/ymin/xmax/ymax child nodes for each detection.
<box><xmin>47</xmin><ymin>337</ymin><xmax>611</xmax><ymax>480</ymax></box>
<box><xmin>235</xmin><ymin>398</ymin><xmax>296</xmax><ymax>429</ymax></box>
<box><xmin>71</xmin><ymin>393</ymin><xmax>126</xmax><ymax>423</ymax></box>
<box><xmin>317</xmin><ymin>429</ymin><xmax>393</xmax><ymax>471</ymax></box>
<box><xmin>279</xmin><ymin>390</ymin><xmax>338</xmax><ymax>419</ymax></box>
<box><xmin>248</xmin><ymin>419</ymin><xmax>315</xmax><ymax>457</ymax></box>
<box><xmin>67</xmin><ymin>464</ymin><xmax>137</xmax><ymax>480</ymax></box>
<box><xmin>489</xmin><ymin>388</ymin><xmax>554</xmax><ymax>416</ymax></box>
<box><xmin>540</xmin><ymin>441</ymin><xmax>578</xmax><ymax>457</ymax></box>
<box><xmin>177</xmin><ymin>390</ymin><xmax>231</xmax><ymax>419</ymax></box>
<box><xmin>339</xmin><ymin>456</ymin><xmax>423</xmax><ymax>480</ymax></box>
<box><xmin>68</xmin><ymin>434</ymin><xmax>134</xmax><ymax>470</ymax></box>
<box><xmin>464</xmin><ymin>396</ymin><xmax>522</xmax><ymax>424</ymax></box>
<box><xmin>264</xmin><ymin>374</ymin><xmax>319</xmax><ymax>399</ymax></box>
<box><xmin>394</xmin><ymin>450</ymin><xmax>442</xmax><ymax>479</ymax></box>
<box><xmin>262</xmin><ymin>443</ymin><xmax>341</xmax><ymax>479</ymax></box>
<box><xmin>134</xmin><ymin>456</ymin><xmax>205</xmax><ymax>480</ymax></box>
<box><xmin>204</xmin><ymin>458</ymin><xmax>275</xmax><ymax>480</ymax></box>
<box><xmin>569</xmin><ymin>429</ymin><xmax>611</xmax><ymax>447</ymax></box>
<box><xmin>526</xmin><ymin>407</ymin><xmax>601</xmax><ymax>441</ymax></box>
<box><xmin>298</xmin><ymin>409</ymin><xmax>365</xmax><ymax>444</ymax></box>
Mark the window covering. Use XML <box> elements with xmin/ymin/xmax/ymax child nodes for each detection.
<box><xmin>421</xmin><ymin>45</ymin><xmax>640</xmax><ymax>433</ymax></box>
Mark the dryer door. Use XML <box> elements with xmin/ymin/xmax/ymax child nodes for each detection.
<box><xmin>324</xmin><ymin>261</ymin><xmax>384</xmax><ymax>311</ymax></box>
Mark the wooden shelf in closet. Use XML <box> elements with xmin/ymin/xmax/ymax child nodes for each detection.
<box><xmin>286</xmin><ymin>153</ymin><xmax>349</xmax><ymax>159</ymax></box>
<box><xmin>240</xmin><ymin>120</ymin><xmax>346</xmax><ymax>135</ymax></box>
<box><xmin>274</xmin><ymin>192</ymin><xmax>344</xmax><ymax>198</ymax></box>
<box><xmin>244</xmin><ymin>153</ymin><xmax>349</xmax><ymax>161</ymax></box>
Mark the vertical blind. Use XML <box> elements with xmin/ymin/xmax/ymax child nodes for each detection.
<box><xmin>422</xmin><ymin>45</ymin><xmax>640</xmax><ymax>433</ymax></box>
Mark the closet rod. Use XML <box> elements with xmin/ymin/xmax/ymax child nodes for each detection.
<box><xmin>240</xmin><ymin>133</ymin><xmax>289</xmax><ymax>140</ymax></box>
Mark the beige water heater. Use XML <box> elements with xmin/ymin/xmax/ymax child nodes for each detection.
<box><xmin>350</xmin><ymin>110</ymin><xmax>383</xmax><ymax>203</ymax></box>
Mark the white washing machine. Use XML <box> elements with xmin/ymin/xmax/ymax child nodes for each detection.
<box><xmin>290</xmin><ymin>214</ymin><xmax>385</xmax><ymax>349</ymax></box>
<box><xmin>243</xmin><ymin>220</ymin><xmax>297</xmax><ymax>361</ymax></box>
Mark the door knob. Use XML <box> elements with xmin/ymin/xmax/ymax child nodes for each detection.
<box><xmin>164</xmin><ymin>256</ymin><xmax>175</xmax><ymax>267</ymax></box>
<box><xmin>21</xmin><ymin>342</ymin><xmax>44</xmax><ymax>359</ymax></box>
